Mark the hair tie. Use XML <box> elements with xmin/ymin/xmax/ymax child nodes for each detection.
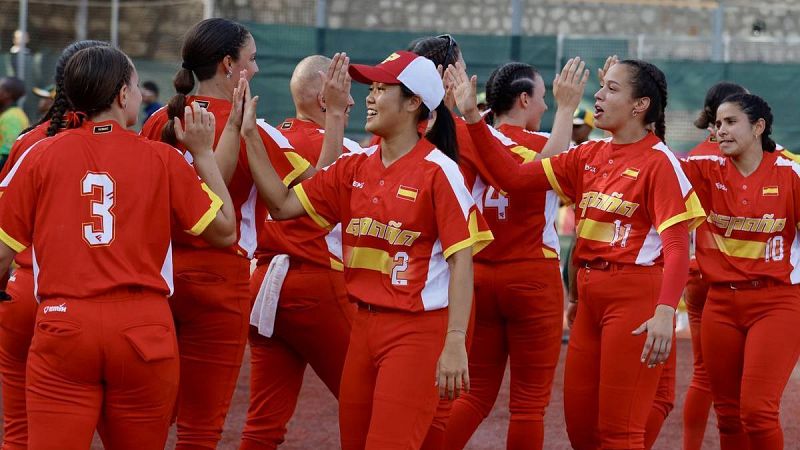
<box><xmin>64</xmin><ymin>111</ymin><xmax>87</xmax><ymax>128</ymax></box>
<box><xmin>181</xmin><ymin>61</ymin><xmax>194</xmax><ymax>71</ymax></box>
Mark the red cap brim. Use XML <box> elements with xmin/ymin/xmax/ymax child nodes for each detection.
<box><xmin>348</xmin><ymin>64</ymin><xmax>400</xmax><ymax>85</ymax></box>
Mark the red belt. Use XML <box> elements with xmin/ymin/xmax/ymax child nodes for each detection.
<box><xmin>713</xmin><ymin>279</ymin><xmax>786</xmax><ymax>290</ymax></box>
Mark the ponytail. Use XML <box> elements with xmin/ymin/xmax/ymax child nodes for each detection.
<box><xmin>161</xmin><ymin>68</ymin><xmax>195</xmax><ymax>145</ymax></box>
<box><xmin>620</xmin><ymin>60</ymin><xmax>668</xmax><ymax>143</ymax></box>
<box><xmin>426</xmin><ymin>102</ymin><xmax>458</xmax><ymax>162</ymax></box>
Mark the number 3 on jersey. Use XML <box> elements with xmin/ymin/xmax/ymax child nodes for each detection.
<box><xmin>484</xmin><ymin>186</ymin><xmax>508</xmax><ymax>221</ymax></box>
<box><xmin>81</xmin><ymin>172</ymin><xmax>115</xmax><ymax>246</ymax></box>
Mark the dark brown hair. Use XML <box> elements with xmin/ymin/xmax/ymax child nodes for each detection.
<box><xmin>161</xmin><ymin>18</ymin><xmax>250</xmax><ymax>145</ymax></box>
<box><xmin>485</xmin><ymin>62</ymin><xmax>539</xmax><ymax>124</ymax></box>
<box><xmin>620</xmin><ymin>60</ymin><xmax>668</xmax><ymax>143</ymax></box>
<box><xmin>694</xmin><ymin>82</ymin><xmax>747</xmax><ymax>130</ymax></box>
<box><xmin>63</xmin><ymin>46</ymin><xmax>133</xmax><ymax>127</ymax></box>
<box><xmin>720</xmin><ymin>93</ymin><xmax>776</xmax><ymax>152</ymax></box>
<box><xmin>400</xmin><ymin>84</ymin><xmax>458</xmax><ymax>162</ymax></box>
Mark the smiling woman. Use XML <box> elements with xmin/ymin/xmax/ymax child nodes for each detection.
<box><xmin>680</xmin><ymin>93</ymin><xmax>800</xmax><ymax>450</ymax></box>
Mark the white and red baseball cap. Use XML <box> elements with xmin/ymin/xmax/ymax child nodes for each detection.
<box><xmin>349</xmin><ymin>50</ymin><xmax>445</xmax><ymax>112</ymax></box>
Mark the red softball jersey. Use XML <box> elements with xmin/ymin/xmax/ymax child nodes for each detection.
<box><xmin>475</xmin><ymin>124</ymin><xmax>561</xmax><ymax>263</ymax></box>
<box><xmin>141</xmin><ymin>96</ymin><xmax>309</xmax><ymax>258</ymax></box>
<box><xmin>0</xmin><ymin>121</ymin><xmax>50</xmax><ymax>270</ymax></box>
<box><xmin>682</xmin><ymin>149</ymin><xmax>800</xmax><ymax>284</ymax></box>
<box><xmin>256</xmin><ymin>118</ymin><xmax>365</xmax><ymax>270</ymax></box>
<box><xmin>293</xmin><ymin>138</ymin><xmax>494</xmax><ymax>312</ymax></box>
<box><xmin>0</xmin><ymin>120</ymin><xmax>221</xmax><ymax>300</ymax></box>
<box><xmin>542</xmin><ymin>133</ymin><xmax>704</xmax><ymax>265</ymax></box>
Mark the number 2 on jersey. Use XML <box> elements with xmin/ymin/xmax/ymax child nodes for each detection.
<box><xmin>391</xmin><ymin>251</ymin><xmax>409</xmax><ymax>286</ymax></box>
<box><xmin>484</xmin><ymin>186</ymin><xmax>509</xmax><ymax>221</ymax></box>
<box><xmin>81</xmin><ymin>172</ymin><xmax>115</xmax><ymax>246</ymax></box>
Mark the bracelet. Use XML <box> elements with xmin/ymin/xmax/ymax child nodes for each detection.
<box><xmin>447</xmin><ymin>329</ymin><xmax>466</xmax><ymax>336</ymax></box>
<box><xmin>568</xmin><ymin>299</ymin><xmax>578</xmax><ymax>304</ymax></box>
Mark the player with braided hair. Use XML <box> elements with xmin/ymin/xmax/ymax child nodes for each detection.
<box><xmin>679</xmin><ymin>93</ymin><xmax>800</xmax><ymax>450</ymax></box>
<box><xmin>141</xmin><ymin>18</ymin><xmax>310</xmax><ymax>450</ymax></box>
<box><xmin>450</xmin><ymin>57</ymin><xmax>704</xmax><ymax>449</ymax></box>
<box><xmin>0</xmin><ymin>39</ymin><xmax>109</xmax><ymax>450</ymax></box>
<box><xmin>443</xmin><ymin>61</ymin><xmax>565</xmax><ymax>450</ymax></box>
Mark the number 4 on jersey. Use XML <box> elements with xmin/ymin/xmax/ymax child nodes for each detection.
<box><xmin>81</xmin><ymin>172</ymin><xmax>115</xmax><ymax>246</ymax></box>
<box><xmin>484</xmin><ymin>186</ymin><xmax>509</xmax><ymax>221</ymax></box>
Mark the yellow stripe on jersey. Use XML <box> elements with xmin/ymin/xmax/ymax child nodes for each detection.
<box><xmin>293</xmin><ymin>184</ymin><xmax>334</xmax><ymax>231</ymax></box>
<box><xmin>711</xmin><ymin>234</ymin><xmax>766</xmax><ymax>260</ymax></box>
<box><xmin>541</xmin><ymin>159</ymin><xmax>571</xmax><ymax>205</ymax></box>
<box><xmin>542</xmin><ymin>248</ymin><xmax>559</xmax><ymax>259</ymax></box>
<box><xmin>576</xmin><ymin>218</ymin><xmax>615</xmax><ymax>243</ymax></box>
<box><xmin>0</xmin><ymin>227</ymin><xmax>26</xmax><ymax>253</ymax></box>
<box><xmin>282</xmin><ymin>152</ymin><xmax>311</xmax><ymax>187</ymax></box>
<box><xmin>330</xmin><ymin>258</ymin><xmax>344</xmax><ymax>272</ymax></box>
<box><xmin>509</xmin><ymin>145</ymin><xmax>538</xmax><ymax>164</ymax></box>
<box><xmin>781</xmin><ymin>149</ymin><xmax>800</xmax><ymax>163</ymax></box>
<box><xmin>444</xmin><ymin>210</ymin><xmax>494</xmax><ymax>259</ymax></box>
<box><xmin>346</xmin><ymin>246</ymin><xmax>393</xmax><ymax>274</ymax></box>
<box><xmin>656</xmin><ymin>192</ymin><xmax>706</xmax><ymax>233</ymax></box>
<box><xmin>187</xmin><ymin>183</ymin><xmax>223</xmax><ymax>236</ymax></box>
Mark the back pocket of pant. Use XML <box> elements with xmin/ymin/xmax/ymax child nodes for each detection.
<box><xmin>123</xmin><ymin>324</ymin><xmax>176</xmax><ymax>362</ymax></box>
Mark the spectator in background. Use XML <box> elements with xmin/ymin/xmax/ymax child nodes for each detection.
<box><xmin>0</xmin><ymin>77</ymin><xmax>29</xmax><ymax>169</ymax></box>
<box><xmin>571</xmin><ymin>107</ymin><xmax>595</xmax><ymax>144</ymax></box>
<box><xmin>31</xmin><ymin>84</ymin><xmax>55</xmax><ymax>119</ymax></box>
<box><xmin>141</xmin><ymin>80</ymin><xmax>163</xmax><ymax>122</ymax></box>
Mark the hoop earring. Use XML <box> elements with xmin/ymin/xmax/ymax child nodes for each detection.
<box><xmin>632</xmin><ymin>110</ymin><xmax>638</xmax><ymax>117</ymax></box>
<box><xmin>226</xmin><ymin>70</ymin><xmax>232</xmax><ymax>79</ymax></box>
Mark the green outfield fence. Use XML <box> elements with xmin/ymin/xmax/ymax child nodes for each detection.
<box><xmin>4</xmin><ymin>22</ymin><xmax>800</xmax><ymax>153</ymax></box>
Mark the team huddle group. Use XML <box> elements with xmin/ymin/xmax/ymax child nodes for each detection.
<box><xmin>0</xmin><ymin>15</ymin><xmax>795</xmax><ymax>450</ymax></box>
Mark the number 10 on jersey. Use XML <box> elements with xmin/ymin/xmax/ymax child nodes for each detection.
<box><xmin>81</xmin><ymin>172</ymin><xmax>116</xmax><ymax>246</ymax></box>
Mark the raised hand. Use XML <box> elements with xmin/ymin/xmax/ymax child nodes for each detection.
<box><xmin>226</xmin><ymin>71</ymin><xmax>248</xmax><ymax>131</ymax></box>
<box><xmin>320</xmin><ymin>52</ymin><xmax>351</xmax><ymax>115</ymax></box>
<box><xmin>444</xmin><ymin>61</ymin><xmax>481</xmax><ymax>123</ymax></box>
<box><xmin>553</xmin><ymin>57</ymin><xmax>589</xmax><ymax>113</ymax></box>
<box><xmin>240</xmin><ymin>79</ymin><xmax>260</xmax><ymax>138</ymax></box>
<box><xmin>598</xmin><ymin>55</ymin><xmax>619</xmax><ymax>88</ymax></box>
<box><xmin>175</xmin><ymin>102</ymin><xmax>216</xmax><ymax>157</ymax></box>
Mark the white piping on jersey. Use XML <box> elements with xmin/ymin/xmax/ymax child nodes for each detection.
<box><xmin>686</xmin><ymin>154</ymin><xmax>726</xmax><ymax>165</ymax></box>
<box><xmin>256</xmin><ymin>119</ymin><xmax>294</xmax><ymax>149</ymax></box>
<box><xmin>635</xmin><ymin>225</ymin><xmax>661</xmax><ymax>266</ymax></box>
<box><xmin>790</xmin><ymin>230</ymin><xmax>800</xmax><ymax>284</ymax></box>
<box><xmin>774</xmin><ymin>156</ymin><xmax>800</xmax><ymax>177</ymax></box>
<box><xmin>487</xmin><ymin>125</ymin><xmax>518</xmax><ymax>146</ymax></box>
<box><xmin>323</xmin><ymin>145</ymin><xmax>378</xmax><ymax>171</ymax></box>
<box><xmin>424</xmin><ymin>149</ymin><xmax>473</xmax><ymax>219</ymax></box>
<box><xmin>325</xmin><ymin>223</ymin><xmax>343</xmax><ymax>262</ymax></box>
<box><xmin>161</xmin><ymin>241</ymin><xmax>174</xmax><ymax>296</ymax></box>
<box><xmin>543</xmin><ymin>191</ymin><xmax>561</xmax><ymax>257</ymax></box>
<box><xmin>32</xmin><ymin>247</ymin><xmax>40</xmax><ymax>302</ymax></box>
<box><xmin>238</xmin><ymin>185</ymin><xmax>258</xmax><ymax>258</ymax></box>
<box><xmin>471</xmin><ymin>175</ymin><xmax>487</xmax><ymax>212</ymax></box>
<box><xmin>314</xmin><ymin>128</ymin><xmax>367</xmax><ymax>155</ymax></box>
<box><xmin>653</xmin><ymin>141</ymin><xmax>694</xmax><ymax>196</ymax></box>
<box><xmin>1</xmin><ymin>139</ymin><xmax>49</xmax><ymax>187</ymax></box>
<box><xmin>420</xmin><ymin>239</ymin><xmax>449</xmax><ymax>311</ymax></box>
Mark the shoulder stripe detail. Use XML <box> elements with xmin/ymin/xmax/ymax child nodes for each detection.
<box><xmin>293</xmin><ymin>184</ymin><xmax>333</xmax><ymax>230</ymax></box>
<box><xmin>541</xmin><ymin>158</ymin><xmax>571</xmax><ymax>204</ymax></box>
<box><xmin>686</xmin><ymin>154</ymin><xmax>726</xmax><ymax>165</ymax></box>
<box><xmin>186</xmin><ymin>183</ymin><xmax>223</xmax><ymax>236</ymax></box>
<box><xmin>0</xmin><ymin>227</ymin><xmax>26</xmax><ymax>253</ymax></box>
<box><xmin>487</xmin><ymin>125</ymin><xmax>518</xmax><ymax>146</ymax></box>
<box><xmin>257</xmin><ymin>119</ymin><xmax>294</xmax><ymax>149</ymax></box>
<box><xmin>282</xmin><ymin>152</ymin><xmax>311</xmax><ymax>186</ymax></box>
<box><xmin>424</xmin><ymin>148</ymin><xmax>473</xmax><ymax>218</ymax></box>
<box><xmin>1</xmin><ymin>139</ymin><xmax>48</xmax><ymax>188</ymax></box>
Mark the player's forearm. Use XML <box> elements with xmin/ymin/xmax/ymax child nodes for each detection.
<box><xmin>214</xmin><ymin>124</ymin><xmax>241</xmax><ymax>184</ymax></box>
<box><xmin>465</xmin><ymin>120</ymin><xmax>551</xmax><ymax>193</ymax></box>
<box><xmin>446</xmin><ymin>248</ymin><xmax>473</xmax><ymax>337</ymax></box>
<box><xmin>657</xmin><ymin>221</ymin><xmax>690</xmax><ymax>308</ymax></box>
<box><xmin>242</xmin><ymin>130</ymin><xmax>296</xmax><ymax>219</ymax></box>
<box><xmin>317</xmin><ymin>110</ymin><xmax>346</xmax><ymax>169</ymax></box>
<box><xmin>537</xmin><ymin>107</ymin><xmax>574</xmax><ymax>159</ymax></box>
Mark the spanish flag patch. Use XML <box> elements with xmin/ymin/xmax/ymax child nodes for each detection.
<box><xmin>621</xmin><ymin>168</ymin><xmax>640</xmax><ymax>180</ymax></box>
<box><xmin>763</xmin><ymin>186</ymin><xmax>779</xmax><ymax>196</ymax></box>
<box><xmin>397</xmin><ymin>185</ymin><xmax>418</xmax><ymax>202</ymax></box>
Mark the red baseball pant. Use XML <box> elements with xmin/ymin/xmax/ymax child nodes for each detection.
<box><xmin>240</xmin><ymin>260</ymin><xmax>354</xmax><ymax>450</ymax></box>
<box><xmin>339</xmin><ymin>306</ymin><xmax>447</xmax><ymax>450</ymax></box>
<box><xmin>0</xmin><ymin>268</ymin><xmax>36</xmax><ymax>450</ymax></box>
<box><xmin>170</xmin><ymin>248</ymin><xmax>251</xmax><ymax>450</ymax></box>
<box><xmin>26</xmin><ymin>291</ymin><xmax>179</xmax><ymax>450</ymax></box>
<box><xmin>702</xmin><ymin>283</ymin><xmax>800</xmax><ymax>450</ymax></box>
<box><xmin>564</xmin><ymin>265</ymin><xmax>666</xmax><ymax>450</ymax></box>
<box><xmin>444</xmin><ymin>260</ymin><xmax>563</xmax><ymax>450</ymax></box>
<box><xmin>682</xmin><ymin>267</ymin><xmax>712</xmax><ymax>450</ymax></box>
<box><xmin>643</xmin><ymin>333</ymin><xmax>675</xmax><ymax>450</ymax></box>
